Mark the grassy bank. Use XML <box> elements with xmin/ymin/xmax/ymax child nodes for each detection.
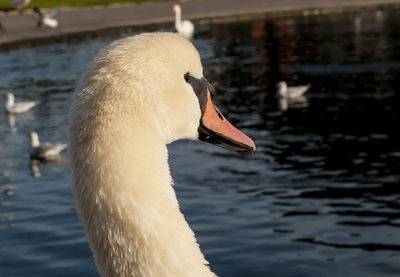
<box><xmin>0</xmin><ymin>0</ymin><xmax>172</xmax><ymax>11</ymax></box>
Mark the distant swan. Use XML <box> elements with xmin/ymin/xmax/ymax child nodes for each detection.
<box><xmin>6</xmin><ymin>93</ymin><xmax>38</xmax><ymax>114</ymax></box>
<box><xmin>69</xmin><ymin>32</ymin><xmax>255</xmax><ymax>277</ymax></box>
<box><xmin>173</xmin><ymin>4</ymin><xmax>194</xmax><ymax>39</ymax></box>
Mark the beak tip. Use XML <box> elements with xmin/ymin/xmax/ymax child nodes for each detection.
<box><xmin>239</xmin><ymin>144</ymin><xmax>256</xmax><ymax>156</ymax></box>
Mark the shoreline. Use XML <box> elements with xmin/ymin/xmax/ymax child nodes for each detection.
<box><xmin>1</xmin><ymin>0</ymin><xmax>400</xmax><ymax>51</ymax></box>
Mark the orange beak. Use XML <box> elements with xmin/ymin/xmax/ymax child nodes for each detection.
<box><xmin>198</xmin><ymin>90</ymin><xmax>256</xmax><ymax>156</ymax></box>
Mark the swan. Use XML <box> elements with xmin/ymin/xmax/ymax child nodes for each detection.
<box><xmin>173</xmin><ymin>4</ymin><xmax>194</xmax><ymax>39</ymax></box>
<box><xmin>29</xmin><ymin>131</ymin><xmax>67</xmax><ymax>160</ymax></box>
<box><xmin>5</xmin><ymin>93</ymin><xmax>38</xmax><ymax>114</ymax></box>
<box><xmin>69</xmin><ymin>32</ymin><xmax>255</xmax><ymax>277</ymax></box>
<box><xmin>276</xmin><ymin>81</ymin><xmax>310</xmax><ymax>99</ymax></box>
<box><xmin>32</xmin><ymin>6</ymin><xmax>61</xmax><ymax>28</ymax></box>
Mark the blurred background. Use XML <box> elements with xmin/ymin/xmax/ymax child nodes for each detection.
<box><xmin>1</xmin><ymin>0</ymin><xmax>400</xmax><ymax>276</ymax></box>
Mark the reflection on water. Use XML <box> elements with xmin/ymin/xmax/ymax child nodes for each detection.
<box><xmin>1</xmin><ymin>7</ymin><xmax>400</xmax><ymax>277</ymax></box>
<box><xmin>278</xmin><ymin>95</ymin><xmax>309</xmax><ymax>111</ymax></box>
<box><xmin>29</xmin><ymin>157</ymin><xmax>68</xmax><ymax>178</ymax></box>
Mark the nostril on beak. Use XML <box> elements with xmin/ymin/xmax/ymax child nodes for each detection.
<box><xmin>214</xmin><ymin>106</ymin><xmax>224</xmax><ymax>120</ymax></box>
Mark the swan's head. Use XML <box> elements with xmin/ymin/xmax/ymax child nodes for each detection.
<box><xmin>173</xmin><ymin>4</ymin><xmax>181</xmax><ymax>15</ymax></box>
<box><xmin>71</xmin><ymin>32</ymin><xmax>255</xmax><ymax>155</ymax></box>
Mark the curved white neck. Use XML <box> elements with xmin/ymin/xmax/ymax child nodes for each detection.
<box><xmin>175</xmin><ymin>10</ymin><xmax>182</xmax><ymax>28</ymax></box>
<box><xmin>70</xmin><ymin>118</ymin><xmax>215</xmax><ymax>277</ymax></box>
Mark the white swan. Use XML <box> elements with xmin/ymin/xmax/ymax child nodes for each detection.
<box><xmin>6</xmin><ymin>93</ymin><xmax>38</xmax><ymax>114</ymax></box>
<box><xmin>173</xmin><ymin>5</ymin><xmax>194</xmax><ymax>39</ymax></box>
<box><xmin>69</xmin><ymin>32</ymin><xmax>255</xmax><ymax>277</ymax></box>
<box><xmin>29</xmin><ymin>131</ymin><xmax>67</xmax><ymax>160</ymax></box>
<box><xmin>276</xmin><ymin>81</ymin><xmax>310</xmax><ymax>99</ymax></box>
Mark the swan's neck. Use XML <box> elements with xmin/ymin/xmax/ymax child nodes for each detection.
<box><xmin>174</xmin><ymin>10</ymin><xmax>181</xmax><ymax>28</ymax></box>
<box><xmin>70</xmin><ymin>119</ymin><xmax>215</xmax><ymax>277</ymax></box>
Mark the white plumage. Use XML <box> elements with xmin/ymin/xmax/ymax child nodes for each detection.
<box><xmin>173</xmin><ymin>4</ymin><xmax>194</xmax><ymax>39</ymax></box>
<box><xmin>6</xmin><ymin>93</ymin><xmax>38</xmax><ymax>114</ymax></box>
<box><xmin>69</xmin><ymin>32</ymin><xmax>255</xmax><ymax>277</ymax></box>
<box><xmin>69</xmin><ymin>33</ymin><xmax>217</xmax><ymax>277</ymax></box>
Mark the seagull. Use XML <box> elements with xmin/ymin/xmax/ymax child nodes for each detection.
<box><xmin>276</xmin><ymin>81</ymin><xmax>310</xmax><ymax>99</ymax></box>
<box><xmin>6</xmin><ymin>93</ymin><xmax>39</xmax><ymax>114</ymax></box>
<box><xmin>173</xmin><ymin>4</ymin><xmax>194</xmax><ymax>39</ymax></box>
<box><xmin>11</xmin><ymin>0</ymin><xmax>30</xmax><ymax>12</ymax></box>
<box><xmin>32</xmin><ymin>6</ymin><xmax>61</xmax><ymax>28</ymax></box>
<box><xmin>29</xmin><ymin>131</ymin><xmax>67</xmax><ymax>160</ymax></box>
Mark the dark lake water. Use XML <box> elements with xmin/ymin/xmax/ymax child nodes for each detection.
<box><xmin>1</xmin><ymin>8</ymin><xmax>400</xmax><ymax>277</ymax></box>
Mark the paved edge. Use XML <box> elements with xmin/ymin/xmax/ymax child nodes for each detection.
<box><xmin>1</xmin><ymin>0</ymin><xmax>400</xmax><ymax>51</ymax></box>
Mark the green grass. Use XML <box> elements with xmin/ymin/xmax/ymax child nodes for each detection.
<box><xmin>0</xmin><ymin>0</ymin><xmax>172</xmax><ymax>11</ymax></box>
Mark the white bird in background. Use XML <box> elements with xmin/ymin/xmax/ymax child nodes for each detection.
<box><xmin>6</xmin><ymin>93</ymin><xmax>39</xmax><ymax>114</ymax></box>
<box><xmin>276</xmin><ymin>81</ymin><xmax>310</xmax><ymax>111</ymax></box>
<box><xmin>276</xmin><ymin>81</ymin><xmax>310</xmax><ymax>99</ymax></box>
<box><xmin>11</xmin><ymin>0</ymin><xmax>30</xmax><ymax>12</ymax></box>
<box><xmin>29</xmin><ymin>131</ymin><xmax>67</xmax><ymax>160</ymax></box>
<box><xmin>32</xmin><ymin>6</ymin><xmax>62</xmax><ymax>28</ymax></box>
<box><xmin>173</xmin><ymin>4</ymin><xmax>194</xmax><ymax>39</ymax></box>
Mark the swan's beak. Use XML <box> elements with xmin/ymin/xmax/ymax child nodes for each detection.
<box><xmin>198</xmin><ymin>90</ymin><xmax>256</xmax><ymax>156</ymax></box>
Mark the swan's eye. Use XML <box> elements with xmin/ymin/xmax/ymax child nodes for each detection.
<box><xmin>184</xmin><ymin>72</ymin><xmax>190</xmax><ymax>82</ymax></box>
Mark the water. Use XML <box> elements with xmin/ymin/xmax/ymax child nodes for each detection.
<box><xmin>1</xmin><ymin>8</ymin><xmax>400</xmax><ymax>277</ymax></box>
